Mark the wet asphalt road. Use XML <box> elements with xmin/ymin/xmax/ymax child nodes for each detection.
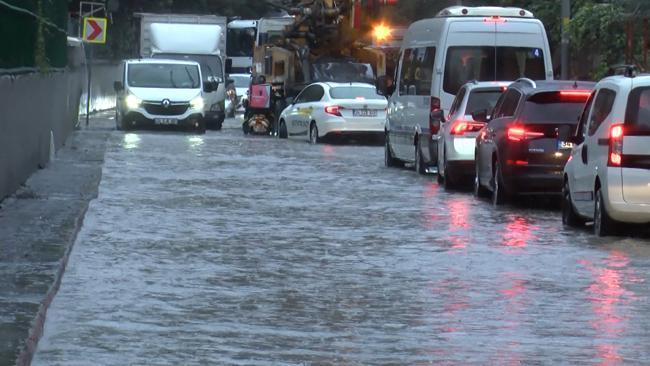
<box><xmin>33</xmin><ymin>117</ymin><xmax>650</xmax><ymax>365</ymax></box>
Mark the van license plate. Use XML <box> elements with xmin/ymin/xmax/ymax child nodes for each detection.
<box><xmin>155</xmin><ymin>118</ymin><xmax>178</xmax><ymax>125</ymax></box>
<box><xmin>558</xmin><ymin>141</ymin><xmax>574</xmax><ymax>150</ymax></box>
<box><xmin>353</xmin><ymin>109</ymin><xmax>377</xmax><ymax>117</ymax></box>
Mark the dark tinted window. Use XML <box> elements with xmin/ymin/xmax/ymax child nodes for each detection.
<box><xmin>449</xmin><ymin>86</ymin><xmax>467</xmax><ymax>116</ymax></box>
<box><xmin>466</xmin><ymin>88</ymin><xmax>505</xmax><ymax>115</ymax></box>
<box><xmin>444</xmin><ymin>47</ymin><xmax>494</xmax><ymax>95</ymax></box>
<box><xmin>625</xmin><ymin>87</ymin><xmax>650</xmax><ymax>132</ymax></box>
<box><xmin>330</xmin><ymin>87</ymin><xmax>384</xmax><ymax>100</ymax></box>
<box><xmin>577</xmin><ymin>91</ymin><xmax>596</xmax><ymax>138</ymax></box>
<box><xmin>295</xmin><ymin>85</ymin><xmax>324</xmax><ymax>104</ymax></box>
<box><xmin>494</xmin><ymin>90</ymin><xmax>520</xmax><ymax>118</ymax></box>
<box><xmin>443</xmin><ymin>46</ymin><xmax>546</xmax><ymax>95</ymax></box>
<box><xmin>521</xmin><ymin>92</ymin><xmax>589</xmax><ymax>124</ymax></box>
<box><xmin>127</xmin><ymin>63</ymin><xmax>201</xmax><ymax>89</ymax></box>
<box><xmin>588</xmin><ymin>89</ymin><xmax>616</xmax><ymax>135</ymax></box>
<box><xmin>227</xmin><ymin>27</ymin><xmax>256</xmax><ymax>57</ymax></box>
<box><xmin>399</xmin><ymin>47</ymin><xmax>435</xmax><ymax>96</ymax></box>
<box><xmin>496</xmin><ymin>47</ymin><xmax>545</xmax><ymax>81</ymax></box>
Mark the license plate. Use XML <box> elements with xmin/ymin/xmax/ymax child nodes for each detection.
<box><xmin>558</xmin><ymin>141</ymin><xmax>574</xmax><ymax>149</ymax></box>
<box><xmin>154</xmin><ymin>118</ymin><xmax>178</xmax><ymax>125</ymax></box>
<box><xmin>353</xmin><ymin>109</ymin><xmax>377</xmax><ymax>117</ymax></box>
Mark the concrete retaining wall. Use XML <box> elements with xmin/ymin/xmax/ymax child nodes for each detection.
<box><xmin>0</xmin><ymin>61</ymin><xmax>119</xmax><ymax>201</ymax></box>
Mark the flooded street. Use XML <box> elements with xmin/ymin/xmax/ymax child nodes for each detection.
<box><xmin>33</xmin><ymin>118</ymin><xmax>650</xmax><ymax>365</ymax></box>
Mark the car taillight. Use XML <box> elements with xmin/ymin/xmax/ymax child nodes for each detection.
<box><xmin>430</xmin><ymin>96</ymin><xmax>440</xmax><ymax>114</ymax></box>
<box><xmin>450</xmin><ymin>120</ymin><xmax>485</xmax><ymax>135</ymax></box>
<box><xmin>507</xmin><ymin>126</ymin><xmax>544</xmax><ymax>142</ymax></box>
<box><xmin>608</xmin><ymin>123</ymin><xmax>624</xmax><ymax>166</ymax></box>
<box><xmin>325</xmin><ymin>105</ymin><xmax>342</xmax><ymax>116</ymax></box>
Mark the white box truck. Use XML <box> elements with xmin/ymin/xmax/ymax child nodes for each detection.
<box><xmin>137</xmin><ymin>13</ymin><xmax>228</xmax><ymax>129</ymax></box>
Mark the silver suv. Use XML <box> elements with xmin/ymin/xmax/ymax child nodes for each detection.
<box><xmin>563</xmin><ymin>71</ymin><xmax>650</xmax><ymax>236</ymax></box>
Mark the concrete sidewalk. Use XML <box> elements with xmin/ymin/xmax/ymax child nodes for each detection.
<box><xmin>0</xmin><ymin>113</ymin><xmax>113</xmax><ymax>366</ymax></box>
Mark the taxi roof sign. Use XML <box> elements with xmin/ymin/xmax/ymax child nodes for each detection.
<box><xmin>83</xmin><ymin>17</ymin><xmax>107</xmax><ymax>44</ymax></box>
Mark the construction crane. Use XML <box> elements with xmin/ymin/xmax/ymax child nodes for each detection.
<box><xmin>253</xmin><ymin>0</ymin><xmax>398</xmax><ymax>98</ymax></box>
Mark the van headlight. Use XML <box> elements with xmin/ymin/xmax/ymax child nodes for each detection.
<box><xmin>125</xmin><ymin>94</ymin><xmax>142</xmax><ymax>109</ymax></box>
<box><xmin>190</xmin><ymin>96</ymin><xmax>204</xmax><ymax>110</ymax></box>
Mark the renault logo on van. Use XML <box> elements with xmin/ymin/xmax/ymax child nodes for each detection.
<box><xmin>161</xmin><ymin>99</ymin><xmax>171</xmax><ymax>108</ymax></box>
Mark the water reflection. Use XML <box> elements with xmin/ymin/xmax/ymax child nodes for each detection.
<box><xmin>581</xmin><ymin>250</ymin><xmax>637</xmax><ymax>365</ymax></box>
<box><xmin>187</xmin><ymin>136</ymin><xmax>204</xmax><ymax>153</ymax></box>
<box><xmin>123</xmin><ymin>133</ymin><xmax>140</xmax><ymax>150</ymax></box>
<box><xmin>501</xmin><ymin>215</ymin><xmax>536</xmax><ymax>251</ymax></box>
<box><xmin>447</xmin><ymin>198</ymin><xmax>469</xmax><ymax>249</ymax></box>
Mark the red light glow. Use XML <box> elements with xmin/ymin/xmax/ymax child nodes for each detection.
<box><xmin>610</xmin><ymin>125</ymin><xmax>624</xmax><ymax>139</ymax></box>
<box><xmin>507</xmin><ymin>127</ymin><xmax>544</xmax><ymax>141</ymax></box>
<box><xmin>484</xmin><ymin>16</ymin><xmax>507</xmax><ymax>23</ymax></box>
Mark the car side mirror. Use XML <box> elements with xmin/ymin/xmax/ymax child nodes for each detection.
<box><xmin>113</xmin><ymin>81</ymin><xmax>124</xmax><ymax>92</ymax></box>
<box><xmin>471</xmin><ymin>109</ymin><xmax>489</xmax><ymax>123</ymax></box>
<box><xmin>567</xmin><ymin>134</ymin><xmax>584</xmax><ymax>145</ymax></box>
<box><xmin>375</xmin><ymin>75</ymin><xmax>395</xmax><ymax>96</ymax></box>
<box><xmin>430</xmin><ymin>109</ymin><xmax>445</xmax><ymax>123</ymax></box>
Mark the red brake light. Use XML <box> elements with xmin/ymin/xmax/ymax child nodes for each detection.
<box><xmin>608</xmin><ymin>123</ymin><xmax>624</xmax><ymax>166</ymax></box>
<box><xmin>559</xmin><ymin>90</ymin><xmax>591</xmax><ymax>102</ymax></box>
<box><xmin>325</xmin><ymin>105</ymin><xmax>342</xmax><ymax>116</ymax></box>
<box><xmin>430</xmin><ymin>97</ymin><xmax>440</xmax><ymax>113</ymax></box>
<box><xmin>484</xmin><ymin>16</ymin><xmax>506</xmax><ymax>23</ymax></box>
<box><xmin>429</xmin><ymin>97</ymin><xmax>442</xmax><ymax>134</ymax></box>
<box><xmin>507</xmin><ymin>126</ymin><xmax>544</xmax><ymax>141</ymax></box>
<box><xmin>451</xmin><ymin>122</ymin><xmax>469</xmax><ymax>135</ymax></box>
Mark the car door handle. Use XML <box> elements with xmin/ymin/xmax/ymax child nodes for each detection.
<box><xmin>581</xmin><ymin>145</ymin><xmax>588</xmax><ymax>164</ymax></box>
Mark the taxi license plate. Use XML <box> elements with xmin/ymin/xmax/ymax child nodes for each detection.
<box><xmin>353</xmin><ymin>109</ymin><xmax>377</xmax><ymax>117</ymax></box>
<box><xmin>155</xmin><ymin>118</ymin><xmax>178</xmax><ymax>125</ymax></box>
<box><xmin>558</xmin><ymin>141</ymin><xmax>575</xmax><ymax>150</ymax></box>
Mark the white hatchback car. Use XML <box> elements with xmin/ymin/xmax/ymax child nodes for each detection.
<box><xmin>436</xmin><ymin>81</ymin><xmax>510</xmax><ymax>188</ymax></box>
<box><xmin>278</xmin><ymin>82</ymin><xmax>387</xmax><ymax>143</ymax></box>
<box><xmin>563</xmin><ymin>72</ymin><xmax>650</xmax><ymax>236</ymax></box>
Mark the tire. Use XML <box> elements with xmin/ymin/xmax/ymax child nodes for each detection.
<box><xmin>309</xmin><ymin>122</ymin><xmax>320</xmax><ymax>144</ymax></box>
<box><xmin>385</xmin><ymin>133</ymin><xmax>403</xmax><ymax>168</ymax></box>
<box><xmin>242</xmin><ymin>122</ymin><xmax>250</xmax><ymax>135</ymax></box>
<box><xmin>442</xmin><ymin>154</ymin><xmax>456</xmax><ymax>190</ymax></box>
<box><xmin>491</xmin><ymin>160</ymin><xmax>508</xmax><ymax>206</ymax></box>
<box><xmin>415</xmin><ymin>142</ymin><xmax>427</xmax><ymax>175</ymax></box>
<box><xmin>279</xmin><ymin>119</ymin><xmax>288</xmax><ymax>139</ymax></box>
<box><xmin>115</xmin><ymin>109</ymin><xmax>121</xmax><ymax>130</ymax></box>
<box><xmin>562</xmin><ymin>180</ymin><xmax>584</xmax><ymax>227</ymax></box>
<box><xmin>195</xmin><ymin>119</ymin><xmax>206</xmax><ymax>135</ymax></box>
<box><xmin>594</xmin><ymin>187</ymin><xmax>617</xmax><ymax>237</ymax></box>
<box><xmin>474</xmin><ymin>158</ymin><xmax>490</xmax><ymax>198</ymax></box>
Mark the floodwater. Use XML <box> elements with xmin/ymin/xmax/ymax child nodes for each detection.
<box><xmin>33</xmin><ymin>118</ymin><xmax>650</xmax><ymax>365</ymax></box>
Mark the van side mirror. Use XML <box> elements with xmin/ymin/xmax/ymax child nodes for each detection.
<box><xmin>375</xmin><ymin>75</ymin><xmax>395</xmax><ymax>96</ymax></box>
<box><xmin>471</xmin><ymin>109</ymin><xmax>489</xmax><ymax>123</ymax></box>
<box><xmin>113</xmin><ymin>81</ymin><xmax>124</xmax><ymax>92</ymax></box>
<box><xmin>225</xmin><ymin>59</ymin><xmax>233</xmax><ymax>74</ymax></box>
<box><xmin>203</xmin><ymin>80</ymin><xmax>218</xmax><ymax>93</ymax></box>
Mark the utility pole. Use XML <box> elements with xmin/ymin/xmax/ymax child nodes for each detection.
<box><xmin>561</xmin><ymin>0</ymin><xmax>570</xmax><ymax>79</ymax></box>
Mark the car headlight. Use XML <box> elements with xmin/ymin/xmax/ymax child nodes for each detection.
<box><xmin>190</xmin><ymin>96</ymin><xmax>204</xmax><ymax>110</ymax></box>
<box><xmin>125</xmin><ymin>94</ymin><xmax>142</xmax><ymax>109</ymax></box>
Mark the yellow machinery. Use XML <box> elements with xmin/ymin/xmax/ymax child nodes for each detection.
<box><xmin>254</xmin><ymin>0</ymin><xmax>395</xmax><ymax>97</ymax></box>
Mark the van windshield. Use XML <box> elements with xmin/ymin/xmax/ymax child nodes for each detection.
<box><xmin>127</xmin><ymin>63</ymin><xmax>201</xmax><ymax>89</ymax></box>
<box><xmin>443</xmin><ymin>46</ymin><xmax>545</xmax><ymax>95</ymax></box>
<box><xmin>153</xmin><ymin>53</ymin><xmax>223</xmax><ymax>81</ymax></box>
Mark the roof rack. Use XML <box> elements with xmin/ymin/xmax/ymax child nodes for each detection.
<box><xmin>514</xmin><ymin>78</ymin><xmax>537</xmax><ymax>88</ymax></box>
<box><xmin>437</xmin><ymin>6</ymin><xmax>534</xmax><ymax>18</ymax></box>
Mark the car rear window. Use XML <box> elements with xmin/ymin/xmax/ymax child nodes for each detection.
<box><xmin>625</xmin><ymin>87</ymin><xmax>650</xmax><ymax>132</ymax></box>
<box><xmin>329</xmin><ymin>87</ymin><xmax>384</xmax><ymax>100</ymax></box>
<box><xmin>465</xmin><ymin>88</ymin><xmax>504</xmax><ymax>115</ymax></box>
<box><xmin>520</xmin><ymin>91</ymin><xmax>589</xmax><ymax>124</ymax></box>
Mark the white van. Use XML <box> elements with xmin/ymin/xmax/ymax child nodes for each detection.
<box><xmin>379</xmin><ymin>6</ymin><xmax>553</xmax><ymax>172</ymax></box>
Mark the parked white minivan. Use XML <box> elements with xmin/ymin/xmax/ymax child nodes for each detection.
<box><xmin>378</xmin><ymin>6</ymin><xmax>554</xmax><ymax>173</ymax></box>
